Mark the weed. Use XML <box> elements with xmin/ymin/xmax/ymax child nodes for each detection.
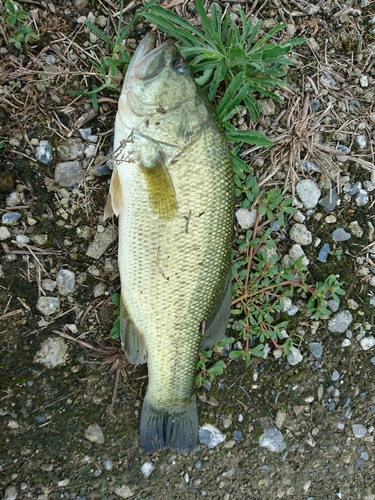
<box><xmin>4</xmin><ymin>0</ymin><xmax>39</xmax><ymax>49</ymax></box>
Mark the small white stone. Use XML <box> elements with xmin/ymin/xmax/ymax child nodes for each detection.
<box><xmin>360</xmin><ymin>336</ymin><xmax>375</xmax><ymax>350</ymax></box>
<box><xmin>0</xmin><ymin>226</ymin><xmax>11</xmax><ymax>240</ymax></box>
<box><xmin>85</xmin><ymin>424</ymin><xmax>105</xmax><ymax>444</ymax></box>
<box><xmin>235</xmin><ymin>208</ymin><xmax>257</xmax><ymax>230</ymax></box>
<box><xmin>287</xmin><ymin>346</ymin><xmax>303</xmax><ymax>366</ymax></box>
<box><xmin>360</xmin><ymin>75</ymin><xmax>369</xmax><ymax>88</ymax></box>
<box><xmin>140</xmin><ymin>461</ymin><xmax>154</xmax><ymax>478</ymax></box>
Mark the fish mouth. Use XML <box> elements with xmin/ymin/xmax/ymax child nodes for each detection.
<box><xmin>126</xmin><ymin>32</ymin><xmax>173</xmax><ymax>82</ymax></box>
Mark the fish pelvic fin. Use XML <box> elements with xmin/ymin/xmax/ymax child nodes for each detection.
<box><xmin>140</xmin><ymin>394</ymin><xmax>198</xmax><ymax>452</ymax></box>
<box><xmin>120</xmin><ymin>295</ymin><xmax>147</xmax><ymax>364</ymax></box>
<box><xmin>140</xmin><ymin>158</ymin><xmax>177</xmax><ymax>220</ymax></box>
<box><xmin>104</xmin><ymin>166</ymin><xmax>123</xmax><ymax>219</ymax></box>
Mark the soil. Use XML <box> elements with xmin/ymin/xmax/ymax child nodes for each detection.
<box><xmin>1</xmin><ymin>1</ymin><xmax>375</xmax><ymax>499</ymax></box>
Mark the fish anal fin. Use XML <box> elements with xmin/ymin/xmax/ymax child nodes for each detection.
<box><xmin>200</xmin><ymin>270</ymin><xmax>232</xmax><ymax>350</ymax></box>
<box><xmin>140</xmin><ymin>158</ymin><xmax>177</xmax><ymax>220</ymax></box>
<box><xmin>120</xmin><ymin>295</ymin><xmax>147</xmax><ymax>364</ymax></box>
<box><xmin>140</xmin><ymin>394</ymin><xmax>198</xmax><ymax>452</ymax></box>
<box><xmin>103</xmin><ymin>194</ymin><xmax>114</xmax><ymax>221</ymax></box>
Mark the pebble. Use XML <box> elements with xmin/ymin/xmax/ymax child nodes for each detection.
<box><xmin>84</xmin><ymin>144</ymin><xmax>96</xmax><ymax>158</ymax></box>
<box><xmin>258</xmin><ymin>98</ymin><xmax>275</xmax><ymax>116</ymax></box>
<box><xmin>355</xmin><ymin>189</ymin><xmax>369</xmax><ymax>206</ymax></box>
<box><xmin>84</xmin><ymin>424</ymin><xmax>105</xmax><ymax>444</ymax></box>
<box><xmin>289</xmin><ymin>244</ymin><xmax>309</xmax><ymax>266</ymax></box>
<box><xmin>295</xmin><ymin>179</ymin><xmax>321</xmax><ymax>209</ymax></box>
<box><xmin>199</xmin><ymin>423</ymin><xmax>226</xmax><ymax>449</ymax></box>
<box><xmin>34</xmin><ymin>140</ymin><xmax>53</xmax><ymax>165</ymax></box>
<box><xmin>337</xmin><ymin>144</ymin><xmax>351</xmax><ymax>154</ymax></box>
<box><xmin>55</xmin><ymin>161</ymin><xmax>84</xmax><ymax>187</ymax></box>
<box><xmin>289</xmin><ymin>223</ymin><xmax>312</xmax><ymax>245</ymax></box>
<box><xmin>45</xmin><ymin>54</ymin><xmax>56</xmax><ymax>64</ymax></box>
<box><xmin>321</xmin><ymin>72</ymin><xmax>337</xmax><ymax>87</ymax></box>
<box><xmin>42</xmin><ymin>279</ymin><xmax>57</xmax><ymax>292</ymax></box>
<box><xmin>331</xmin><ymin>370</ymin><xmax>340</xmax><ymax>381</ymax></box>
<box><xmin>259</xmin><ymin>427</ymin><xmax>286</xmax><ymax>453</ymax></box>
<box><xmin>360</xmin><ymin>336</ymin><xmax>375</xmax><ymax>350</ymax></box>
<box><xmin>6</xmin><ymin>191</ymin><xmax>22</xmax><ymax>206</ymax></box>
<box><xmin>79</xmin><ymin>127</ymin><xmax>92</xmax><ymax>140</ymax></box>
<box><xmin>301</xmin><ymin>160</ymin><xmax>321</xmax><ymax>173</ymax></box>
<box><xmin>85</xmin><ymin>225</ymin><xmax>117</xmax><ymax>259</ymax></box>
<box><xmin>310</xmin><ymin>99</ymin><xmax>321</xmax><ymax>112</ymax></box>
<box><xmin>309</xmin><ymin>342</ymin><xmax>323</xmax><ymax>358</ymax></box>
<box><xmin>0</xmin><ymin>226</ymin><xmax>11</xmax><ymax>240</ymax></box>
<box><xmin>349</xmin><ymin>181</ymin><xmax>362</xmax><ymax>195</ymax></box>
<box><xmin>235</xmin><ymin>208</ymin><xmax>257</xmax><ymax>230</ymax></box>
<box><xmin>355</xmin><ymin>135</ymin><xmax>367</xmax><ymax>149</ymax></box>
<box><xmin>293</xmin><ymin>209</ymin><xmax>305</xmax><ymax>223</ymax></box>
<box><xmin>325</xmin><ymin>214</ymin><xmax>336</xmax><ymax>224</ymax></box>
<box><xmin>93</xmin><ymin>282</ymin><xmax>106</xmax><ymax>297</ymax></box>
<box><xmin>2</xmin><ymin>212</ymin><xmax>21</xmax><ymax>225</ymax></box>
<box><xmin>114</xmin><ymin>485</ymin><xmax>133</xmax><ymax>499</ymax></box>
<box><xmin>233</xmin><ymin>429</ymin><xmax>243</xmax><ymax>441</ymax></box>
<box><xmin>36</xmin><ymin>296</ymin><xmax>60</xmax><ymax>316</ymax></box>
<box><xmin>352</xmin><ymin>424</ymin><xmax>367</xmax><ymax>438</ymax></box>
<box><xmin>360</xmin><ymin>75</ymin><xmax>369</xmax><ymax>87</ymax></box>
<box><xmin>319</xmin><ymin>189</ymin><xmax>339</xmax><ymax>211</ymax></box>
<box><xmin>34</xmin><ymin>337</ymin><xmax>68</xmax><ymax>368</ymax></box>
<box><xmin>3</xmin><ymin>485</ymin><xmax>18</xmax><ymax>500</ymax></box>
<box><xmin>56</xmin><ymin>269</ymin><xmax>76</xmax><ymax>296</ymax></box>
<box><xmin>348</xmin><ymin>221</ymin><xmax>363</xmax><ymax>238</ymax></box>
<box><xmin>141</xmin><ymin>461</ymin><xmax>154</xmax><ymax>478</ymax></box>
<box><xmin>332</xmin><ymin>228</ymin><xmax>351</xmax><ymax>242</ymax></box>
<box><xmin>317</xmin><ymin>243</ymin><xmax>330</xmax><ymax>262</ymax></box>
<box><xmin>327</xmin><ymin>310</ymin><xmax>353</xmax><ymax>333</ymax></box>
<box><xmin>287</xmin><ymin>346</ymin><xmax>303</xmax><ymax>365</ymax></box>
<box><xmin>57</xmin><ymin>138</ymin><xmax>84</xmax><ymax>161</ymax></box>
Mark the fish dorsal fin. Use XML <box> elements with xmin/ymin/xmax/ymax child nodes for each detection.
<box><xmin>103</xmin><ymin>166</ymin><xmax>123</xmax><ymax>220</ymax></box>
<box><xmin>200</xmin><ymin>270</ymin><xmax>232</xmax><ymax>350</ymax></box>
<box><xmin>140</xmin><ymin>157</ymin><xmax>177</xmax><ymax>219</ymax></box>
<box><xmin>120</xmin><ymin>295</ymin><xmax>147</xmax><ymax>364</ymax></box>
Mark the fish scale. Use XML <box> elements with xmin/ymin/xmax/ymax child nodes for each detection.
<box><xmin>107</xmin><ymin>33</ymin><xmax>234</xmax><ymax>451</ymax></box>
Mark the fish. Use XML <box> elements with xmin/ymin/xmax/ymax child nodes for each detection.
<box><xmin>104</xmin><ymin>32</ymin><xmax>234</xmax><ymax>452</ymax></box>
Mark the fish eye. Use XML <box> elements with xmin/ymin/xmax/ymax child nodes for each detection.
<box><xmin>171</xmin><ymin>57</ymin><xmax>186</xmax><ymax>72</ymax></box>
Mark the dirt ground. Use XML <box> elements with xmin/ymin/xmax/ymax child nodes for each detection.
<box><xmin>1</xmin><ymin>1</ymin><xmax>375</xmax><ymax>499</ymax></box>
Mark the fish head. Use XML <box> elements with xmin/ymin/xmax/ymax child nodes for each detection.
<box><xmin>121</xmin><ymin>33</ymin><xmax>198</xmax><ymax>119</ymax></box>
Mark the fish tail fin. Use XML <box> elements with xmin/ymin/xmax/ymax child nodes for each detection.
<box><xmin>140</xmin><ymin>394</ymin><xmax>198</xmax><ymax>452</ymax></box>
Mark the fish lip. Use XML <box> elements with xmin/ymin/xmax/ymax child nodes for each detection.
<box><xmin>125</xmin><ymin>33</ymin><xmax>173</xmax><ymax>84</ymax></box>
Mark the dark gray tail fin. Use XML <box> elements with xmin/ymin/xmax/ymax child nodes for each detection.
<box><xmin>140</xmin><ymin>394</ymin><xmax>198</xmax><ymax>452</ymax></box>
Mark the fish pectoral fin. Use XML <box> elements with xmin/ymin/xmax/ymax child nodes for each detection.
<box><xmin>140</xmin><ymin>158</ymin><xmax>177</xmax><ymax>219</ymax></box>
<box><xmin>105</xmin><ymin>166</ymin><xmax>123</xmax><ymax>218</ymax></box>
<box><xmin>200</xmin><ymin>270</ymin><xmax>232</xmax><ymax>350</ymax></box>
<box><xmin>120</xmin><ymin>295</ymin><xmax>147</xmax><ymax>364</ymax></box>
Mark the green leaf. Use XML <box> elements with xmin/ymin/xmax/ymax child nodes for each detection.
<box><xmin>250</xmin><ymin>344</ymin><xmax>265</xmax><ymax>357</ymax></box>
<box><xmin>207</xmin><ymin>360</ymin><xmax>225</xmax><ymax>376</ymax></box>
<box><xmin>229</xmin><ymin>350</ymin><xmax>243</xmax><ymax>359</ymax></box>
<box><xmin>6</xmin><ymin>0</ymin><xmax>16</xmax><ymax>15</ymax></box>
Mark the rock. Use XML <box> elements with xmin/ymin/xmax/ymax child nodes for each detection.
<box><xmin>259</xmin><ymin>427</ymin><xmax>286</xmax><ymax>453</ymax></box>
<box><xmin>289</xmin><ymin>223</ymin><xmax>312</xmax><ymax>245</ymax></box>
<box><xmin>55</xmin><ymin>161</ymin><xmax>84</xmax><ymax>187</ymax></box>
<box><xmin>57</xmin><ymin>138</ymin><xmax>84</xmax><ymax>161</ymax></box>
<box><xmin>317</xmin><ymin>243</ymin><xmax>330</xmax><ymax>262</ymax></box>
<box><xmin>114</xmin><ymin>485</ymin><xmax>134</xmax><ymax>498</ymax></box>
<box><xmin>86</xmin><ymin>225</ymin><xmax>117</xmax><ymax>259</ymax></box>
<box><xmin>331</xmin><ymin>370</ymin><xmax>340</xmax><ymax>381</ymax></box>
<box><xmin>289</xmin><ymin>243</ymin><xmax>309</xmax><ymax>266</ymax></box>
<box><xmin>348</xmin><ymin>221</ymin><xmax>363</xmax><ymax>238</ymax></box>
<box><xmin>360</xmin><ymin>75</ymin><xmax>369</xmax><ymax>87</ymax></box>
<box><xmin>319</xmin><ymin>189</ymin><xmax>339</xmax><ymax>211</ymax></box>
<box><xmin>287</xmin><ymin>346</ymin><xmax>303</xmax><ymax>365</ymax></box>
<box><xmin>34</xmin><ymin>140</ymin><xmax>53</xmax><ymax>165</ymax></box>
<box><xmin>36</xmin><ymin>296</ymin><xmax>60</xmax><ymax>316</ymax></box>
<box><xmin>85</xmin><ymin>424</ymin><xmax>105</xmax><ymax>444</ymax></box>
<box><xmin>6</xmin><ymin>191</ymin><xmax>22</xmax><ymax>207</ymax></box>
<box><xmin>309</xmin><ymin>342</ymin><xmax>323</xmax><ymax>358</ymax></box>
<box><xmin>235</xmin><ymin>208</ymin><xmax>257</xmax><ymax>230</ymax></box>
<box><xmin>355</xmin><ymin>135</ymin><xmax>367</xmax><ymax>149</ymax></box>
<box><xmin>41</xmin><ymin>279</ymin><xmax>57</xmax><ymax>292</ymax></box>
<box><xmin>349</xmin><ymin>181</ymin><xmax>362</xmax><ymax>195</ymax></box>
<box><xmin>321</xmin><ymin>72</ymin><xmax>337</xmax><ymax>86</ymax></box>
<box><xmin>332</xmin><ymin>228</ymin><xmax>351</xmax><ymax>242</ymax></box>
<box><xmin>34</xmin><ymin>337</ymin><xmax>68</xmax><ymax>368</ymax></box>
<box><xmin>310</xmin><ymin>99</ymin><xmax>321</xmax><ymax>112</ymax></box>
<box><xmin>360</xmin><ymin>336</ymin><xmax>375</xmax><ymax>350</ymax></box>
<box><xmin>295</xmin><ymin>179</ymin><xmax>321</xmax><ymax>209</ymax></box>
<box><xmin>140</xmin><ymin>461</ymin><xmax>154</xmax><ymax>478</ymax></box>
<box><xmin>79</xmin><ymin>127</ymin><xmax>92</xmax><ymax>139</ymax></box>
<box><xmin>336</xmin><ymin>144</ymin><xmax>351</xmax><ymax>154</ymax></box>
<box><xmin>0</xmin><ymin>226</ymin><xmax>11</xmax><ymax>240</ymax></box>
<box><xmin>327</xmin><ymin>310</ymin><xmax>353</xmax><ymax>333</ymax></box>
<box><xmin>258</xmin><ymin>98</ymin><xmax>275</xmax><ymax>116</ymax></box>
<box><xmin>2</xmin><ymin>212</ymin><xmax>21</xmax><ymax>225</ymax></box>
<box><xmin>233</xmin><ymin>429</ymin><xmax>242</xmax><ymax>441</ymax></box>
<box><xmin>355</xmin><ymin>189</ymin><xmax>369</xmax><ymax>206</ymax></box>
<box><xmin>3</xmin><ymin>485</ymin><xmax>18</xmax><ymax>500</ymax></box>
<box><xmin>352</xmin><ymin>424</ymin><xmax>367</xmax><ymax>438</ymax></box>
<box><xmin>199</xmin><ymin>423</ymin><xmax>226</xmax><ymax>449</ymax></box>
<box><xmin>275</xmin><ymin>409</ymin><xmax>286</xmax><ymax>429</ymax></box>
<box><xmin>56</xmin><ymin>269</ymin><xmax>76</xmax><ymax>296</ymax></box>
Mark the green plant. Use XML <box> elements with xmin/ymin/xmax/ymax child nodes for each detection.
<box><xmin>4</xmin><ymin>0</ymin><xmax>39</xmax><ymax>49</ymax></box>
<box><xmin>110</xmin><ymin>293</ymin><xmax>121</xmax><ymax>339</ymax></box>
<box><xmin>143</xmin><ymin>0</ymin><xmax>304</xmax><ymax>119</ymax></box>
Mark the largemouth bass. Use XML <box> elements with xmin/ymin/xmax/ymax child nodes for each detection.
<box><xmin>105</xmin><ymin>33</ymin><xmax>234</xmax><ymax>452</ymax></box>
